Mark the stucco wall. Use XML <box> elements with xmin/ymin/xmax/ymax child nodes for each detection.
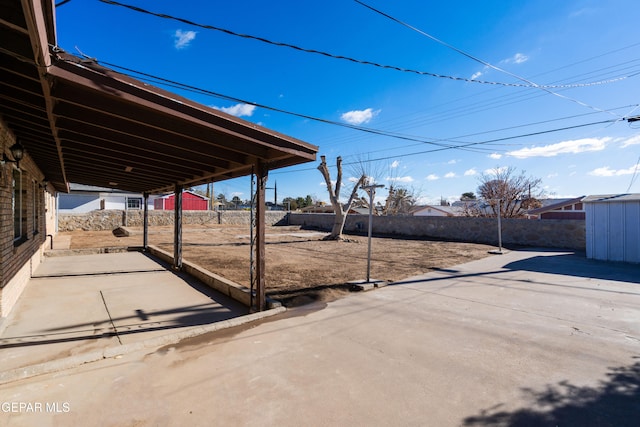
<box><xmin>289</xmin><ymin>213</ymin><xmax>585</xmax><ymax>250</ymax></box>
<box><xmin>58</xmin><ymin>210</ymin><xmax>289</xmax><ymax>231</ymax></box>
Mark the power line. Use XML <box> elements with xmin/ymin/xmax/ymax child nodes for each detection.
<box><xmin>58</xmin><ymin>51</ymin><xmax>498</xmax><ymax>152</ymax></box>
<box><xmin>272</xmin><ymin>118</ymin><xmax>619</xmax><ymax>175</ymax></box>
<box><xmin>354</xmin><ymin>0</ymin><xmax>629</xmax><ymax>120</ymax></box>
<box><xmin>315</xmin><ymin>52</ymin><xmax>640</xmax><ymax>148</ymax></box>
<box><xmin>627</xmin><ymin>156</ymin><xmax>640</xmax><ymax>192</ymax></box>
<box><xmin>335</xmin><ymin>106</ymin><xmax>640</xmax><ymax>158</ymax></box>
<box><xmin>53</xmin><ymin>50</ymin><xmax>629</xmax><ymax>172</ymax></box>
<box><xmin>94</xmin><ymin>0</ymin><xmax>631</xmax><ymax>89</ymax></box>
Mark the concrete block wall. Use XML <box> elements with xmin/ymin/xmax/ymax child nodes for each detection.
<box><xmin>58</xmin><ymin>210</ymin><xmax>289</xmax><ymax>231</ymax></box>
<box><xmin>289</xmin><ymin>213</ymin><xmax>586</xmax><ymax>250</ymax></box>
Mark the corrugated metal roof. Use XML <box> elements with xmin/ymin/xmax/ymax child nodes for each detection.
<box><xmin>582</xmin><ymin>194</ymin><xmax>640</xmax><ymax>203</ymax></box>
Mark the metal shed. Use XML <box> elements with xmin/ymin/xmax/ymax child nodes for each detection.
<box><xmin>584</xmin><ymin>194</ymin><xmax>640</xmax><ymax>263</ymax></box>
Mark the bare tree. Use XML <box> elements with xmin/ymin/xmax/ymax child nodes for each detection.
<box><xmin>318</xmin><ymin>156</ymin><xmax>366</xmax><ymax>240</ymax></box>
<box><xmin>477</xmin><ymin>166</ymin><xmax>544</xmax><ymax>218</ymax></box>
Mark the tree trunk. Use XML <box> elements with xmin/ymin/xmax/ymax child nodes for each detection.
<box><xmin>318</xmin><ymin>155</ymin><xmax>365</xmax><ymax>240</ymax></box>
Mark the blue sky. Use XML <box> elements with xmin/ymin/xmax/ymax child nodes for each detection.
<box><xmin>55</xmin><ymin>0</ymin><xmax>640</xmax><ymax>204</ymax></box>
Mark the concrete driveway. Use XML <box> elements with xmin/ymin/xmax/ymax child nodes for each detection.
<box><xmin>1</xmin><ymin>249</ymin><xmax>639</xmax><ymax>426</ymax></box>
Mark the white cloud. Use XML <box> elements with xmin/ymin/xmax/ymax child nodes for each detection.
<box><xmin>340</xmin><ymin>108</ymin><xmax>380</xmax><ymax>125</ymax></box>
<box><xmin>447</xmin><ymin>159</ymin><xmax>458</xmax><ymax>165</ymax></box>
<box><xmin>589</xmin><ymin>165</ymin><xmax>639</xmax><ymax>177</ymax></box>
<box><xmin>212</xmin><ymin>103</ymin><xmax>256</xmax><ymax>117</ymax></box>
<box><xmin>470</xmin><ymin>71</ymin><xmax>483</xmax><ymax>80</ymax></box>
<box><xmin>507</xmin><ymin>137</ymin><xmax>610</xmax><ymax>159</ymax></box>
<box><xmin>348</xmin><ymin>176</ymin><xmax>361</xmax><ymax>183</ymax></box>
<box><xmin>489</xmin><ymin>153</ymin><xmax>502</xmax><ymax>159</ymax></box>
<box><xmin>547</xmin><ymin>173</ymin><xmax>559</xmax><ymax>179</ymax></box>
<box><xmin>444</xmin><ymin>172</ymin><xmax>457</xmax><ymax>178</ymax></box>
<box><xmin>484</xmin><ymin>166</ymin><xmax>508</xmax><ymax>176</ymax></box>
<box><xmin>231</xmin><ymin>192</ymin><xmax>243</xmax><ymax>198</ymax></box>
<box><xmin>502</xmin><ymin>52</ymin><xmax>529</xmax><ymax>64</ymax></box>
<box><xmin>622</xmin><ymin>134</ymin><xmax>640</xmax><ymax>148</ymax></box>
<box><xmin>390</xmin><ymin>160</ymin><xmax>400</xmax><ymax>168</ymax></box>
<box><xmin>464</xmin><ymin>168</ymin><xmax>477</xmax><ymax>176</ymax></box>
<box><xmin>388</xmin><ymin>176</ymin><xmax>414</xmax><ymax>183</ymax></box>
<box><xmin>426</xmin><ymin>174</ymin><xmax>439</xmax><ymax>181</ymax></box>
<box><xmin>174</xmin><ymin>29</ymin><xmax>197</xmax><ymax>49</ymax></box>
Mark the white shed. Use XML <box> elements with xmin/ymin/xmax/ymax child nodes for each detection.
<box><xmin>584</xmin><ymin>194</ymin><xmax>640</xmax><ymax>263</ymax></box>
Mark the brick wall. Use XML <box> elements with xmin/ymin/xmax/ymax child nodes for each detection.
<box><xmin>1</xmin><ymin>118</ymin><xmax>48</xmax><ymax>317</ymax></box>
<box><xmin>289</xmin><ymin>213</ymin><xmax>586</xmax><ymax>250</ymax></box>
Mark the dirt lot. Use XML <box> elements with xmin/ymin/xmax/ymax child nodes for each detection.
<box><xmin>61</xmin><ymin>225</ymin><xmax>495</xmax><ymax>306</ymax></box>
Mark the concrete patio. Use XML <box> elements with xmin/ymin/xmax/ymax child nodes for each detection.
<box><xmin>0</xmin><ymin>251</ymin><xmax>280</xmax><ymax>380</ymax></box>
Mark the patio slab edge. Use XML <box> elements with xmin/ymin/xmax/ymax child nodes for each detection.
<box><xmin>0</xmin><ymin>306</ymin><xmax>286</xmax><ymax>386</ymax></box>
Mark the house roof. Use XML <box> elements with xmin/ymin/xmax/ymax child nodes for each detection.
<box><xmin>0</xmin><ymin>0</ymin><xmax>317</xmax><ymax>194</ymax></box>
<box><xmin>412</xmin><ymin>205</ymin><xmax>463</xmax><ymax>216</ymax></box>
<box><xmin>582</xmin><ymin>194</ymin><xmax>640</xmax><ymax>203</ymax></box>
<box><xmin>67</xmin><ymin>183</ymin><xmax>131</xmax><ymax>194</ymax></box>
<box><xmin>527</xmin><ymin>197</ymin><xmax>585</xmax><ymax>215</ymax></box>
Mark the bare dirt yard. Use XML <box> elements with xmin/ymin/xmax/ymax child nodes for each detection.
<box><xmin>61</xmin><ymin>225</ymin><xmax>495</xmax><ymax>306</ymax></box>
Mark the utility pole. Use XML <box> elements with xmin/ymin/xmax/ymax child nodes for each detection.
<box><xmin>487</xmin><ymin>198</ymin><xmax>503</xmax><ymax>255</ymax></box>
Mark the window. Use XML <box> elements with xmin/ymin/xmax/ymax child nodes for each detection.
<box><xmin>33</xmin><ymin>181</ymin><xmax>39</xmax><ymax>234</ymax></box>
<box><xmin>127</xmin><ymin>197</ymin><xmax>142</xmax><ymax>210</ymax></box>
<box><xmin>13</xmin><ymin>168</ymin><xmax>26</xmax><ymax>241</ymax></box>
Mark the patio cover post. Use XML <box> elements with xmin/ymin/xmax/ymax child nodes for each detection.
<box><xmin>255</xmin><ymin>161</ymin><xmax>268</xmax><ymax>311</ymax></box>
<box><xmin>174</xmin><ymin>184</ymin><xmax>183</xmax><ymax>270</ymax></box>
<box><xmin>143</xmin><ymin>192</ymin><xmax>149</xmax><ymax>250</ymax></box>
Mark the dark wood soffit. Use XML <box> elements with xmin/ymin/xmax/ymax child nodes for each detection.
<box><xmin>48</xmin><ymin>62</ymin><xmax>317</xmax><ymax>161</ymax></box>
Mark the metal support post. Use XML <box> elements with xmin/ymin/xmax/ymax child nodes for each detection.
<box><xmin>174</xmin><ymin>184</ymin><xmax>183</xmax><ymax>270</ymax></box>
<box><xmin>255</xmin><ymin>161</ymin><xmax>268</xmax><ymax>311</ymax></box>
<box><xmin>250</xmin><ymin>169</ymin><xmax>256</xmax><ymax>311</ymax></box>
<box><xmin>143</xmin><ymin>192</ymin><xmax>149</xmax><ymax>250</ymax></box>
<box><xmin>497</xmin><ymin>199</ymin><xmax>503</xmax><ymax>253</ymax></box>
<box><xmin>363</xmin><ymin>184</ymin><xmax>384</xmax><ymax>283</ymax></box>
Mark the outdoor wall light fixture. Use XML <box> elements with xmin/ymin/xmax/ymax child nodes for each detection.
<box><xmin>2</xmin><ymin>141</ymin><xmax>25</xmax><ymax>169</ymax></box>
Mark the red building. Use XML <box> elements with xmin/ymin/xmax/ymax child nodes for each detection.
<box><xmin>154</xmin><ymin>190</ymin><xmax>209</xmax><ymax>211</ymax></box>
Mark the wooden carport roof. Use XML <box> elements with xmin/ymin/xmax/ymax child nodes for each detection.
<box><xmin>0</xmin><ymin>0</ymin><xmax>317</xmax><ymax>194</ymax></box>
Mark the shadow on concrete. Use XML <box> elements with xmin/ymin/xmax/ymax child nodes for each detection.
<box><xmin>0</xmin><ymin>252</ymin><xmax>248</xmax><ymax>350</ymax></box>
<box><xmin>503</xmin><ymin>252</ymin><xmax>640</xmax><ymax>285</ymax></box>
<box><xmin>0</xmin><ymin>303</ymin><xmax>243</xmax><ymax>350</ymax></box>
<box><xmin>463</xmin><ymin>358</ymin><xmax>640</xmax><ymax>427</ymax></box>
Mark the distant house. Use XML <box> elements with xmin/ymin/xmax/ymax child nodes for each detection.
<box><xmin>154</xmin><ymin>190</ymin><xmax>209</xmax><ymax>211</ymax></box>
<box><xmin>412</xmin><ymin>205</ymin><xmax>462</xmax><ymax>217</ymax></box>
<box><xmin>58</xmin><ymin>183</ymin><xmax>156</xmax><ymax>213</ymax></box>
<box><xmin>584</xmin><ymin>194</ymin><xmax>640</xmax><ymax>263</ymax></box>
<box><xmin>527</xmin><ymin>197</ymin><xmax>586</xmax><ymax>220</ymax></box>
<box><xmin>300</xmin><ymin>204</ymin><xmax>364</xmax><ymax>214</ymax></box>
